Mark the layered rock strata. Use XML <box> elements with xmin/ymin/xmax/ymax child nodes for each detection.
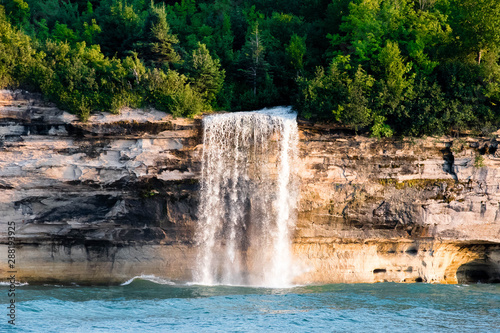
<box><xmin>0</xmin><ymin>90</ymin><xmax>499</xmax><ymax>285</ymax></box>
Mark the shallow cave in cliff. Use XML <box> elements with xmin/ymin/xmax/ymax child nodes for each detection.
<box><xmin>456</xmin><ymin>260</ymin><xmax>500</xmax><ymax>284</ymax></box>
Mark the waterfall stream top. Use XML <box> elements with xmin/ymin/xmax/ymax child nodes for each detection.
<box><xmin>195</xmin><ymin>106</ymin><xmax>299</xmax><ymax>288</ymax></box>
<box><xmin>203</xmin><ymin>106</ymin><xmax>297</xmax><ymax>122</ymax></box>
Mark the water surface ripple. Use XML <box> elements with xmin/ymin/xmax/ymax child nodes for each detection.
<box><xmin>2</xmin><ymin>282</ymin><xmax>499</xmax><ymax>332</ymax></box>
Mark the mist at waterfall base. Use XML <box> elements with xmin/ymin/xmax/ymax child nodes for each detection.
<box><xmin>194</xmin><ymin>107</ymin><xmax>299</xmax><ymax>287</ymax></box>
<box><xmin>2</xmin><ymin>282</ymin><xmax>500</xmax><ymax>332</ymax></box>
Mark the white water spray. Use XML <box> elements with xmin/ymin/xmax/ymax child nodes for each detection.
<box><xmin>194</xmin><ymin>107</ymin><xmax>299</xmax><ymax>287</ymax></box>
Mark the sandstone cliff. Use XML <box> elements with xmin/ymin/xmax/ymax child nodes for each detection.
<box><xmin>0</xmin><ymin>90</ymin><xmax>499</xmax><ymax>285</ymax></box>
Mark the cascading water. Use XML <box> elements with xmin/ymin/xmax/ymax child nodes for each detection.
<box><xmin>194</xmin><ymin>106</ymin><xmax>299</xmax><ymax>287</ymax></box>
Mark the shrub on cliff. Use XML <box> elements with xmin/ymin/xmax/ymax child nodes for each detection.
<box><xmin>0</xmin><ymin>6</ymin><xmax>36</xmax><ymax>88</ymax></box>
<box><xmin>145</xmin><ymin>68</ymin><xmax>205</xmax><ymax>118</ymax></box>
<box><xmin>27</xmin><ymin>40</ymin><xmax>142</xmax><ymax>120</ymax></box>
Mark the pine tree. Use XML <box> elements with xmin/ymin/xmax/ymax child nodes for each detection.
<box><xmin>240</xmin><ymin>23</ymin><xmax>267</xmax><ymax>96</ymax></box>
<box><xmin>137</xmin><ymin>2</ymin><xmax>181</xmax><ymax>68</ymax></box>
<box><xmin>188</xmin><ymin>43</ymin><xmax>225</xmax><ymax>107</ymax></box>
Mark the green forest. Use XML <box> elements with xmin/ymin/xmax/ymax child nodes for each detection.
<box><xmin>1</xmin><ymin>0</ymin><xmax>500</xmax><ymax>136</ymax></box>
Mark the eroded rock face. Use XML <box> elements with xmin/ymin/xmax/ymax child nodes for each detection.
<box><xmin>294</xmin><ymin>122</ymin><xmax>500</xmax><ymax>283</ymax></box>
<box><xmin>0</xmin><ymin>90</ymin><xmax>201</xmax><ymax>284</ymax></box>
<box><xmin>0</xmin><ymin>90</ymin><xmax>499</xmax><ymax>285</ymax></box>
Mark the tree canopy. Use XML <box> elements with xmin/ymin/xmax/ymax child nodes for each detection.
<box><xmin>0</xmin><ymin>0</ymin><xmax>499</xmax><ymax>136</ymax></box>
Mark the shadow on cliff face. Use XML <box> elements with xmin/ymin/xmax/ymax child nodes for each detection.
<box><xmin>15</xmin><ymin>195</ymin><xmax>119</xmax><ymax>223</ymax></box>
<box><xmin>441</xmin><ymin>144</ymin><xmax>458</xmax><ymax>181</ymax></box>
<box><xmin>456</xmin><ymin>260</ymin><xmax>500</xmax><ymax>284</ymax></box>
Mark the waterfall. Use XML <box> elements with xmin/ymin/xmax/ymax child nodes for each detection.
<box><xmin>194</xmin><ymin>106</ymin><xmax>299</xmax><ymax>287</ymax></box>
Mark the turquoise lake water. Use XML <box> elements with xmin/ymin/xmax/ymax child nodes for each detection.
<box><xmin>1</xmin><ymin>280</ymin><xmax>499</xmax><ymax>332</ymax></box>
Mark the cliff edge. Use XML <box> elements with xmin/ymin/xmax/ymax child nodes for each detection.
<box><xmin>0</xmin><ymin>90</ymin><xmax>499</xmax><ymax>285</ymax></box>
